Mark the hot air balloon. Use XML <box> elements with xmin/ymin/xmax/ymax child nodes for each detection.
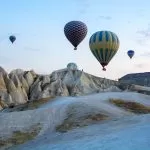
<box><xmin>127</xmin><ymin>50</ymin><xmax>134</xmax><ymax>59</ymax></box>
<box><xmin>9</xmin><ymin>35</ymin><xmax>16</xmax><ymax>44</ymax></box>
<box><xmin>89</xmin><ymin>31</ymin><xmax>120</xmax><ymax>71</ymax></box>
<box><xmin>64</xmin><ymin>21</ymin><xmax>87</xmax><ymax>50</ymax></box>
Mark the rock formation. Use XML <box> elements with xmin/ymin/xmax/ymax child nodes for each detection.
<box><xmin>0</xmin><ymin>64</ymin><xmax>123</xmax><ymax>110</ymax></box>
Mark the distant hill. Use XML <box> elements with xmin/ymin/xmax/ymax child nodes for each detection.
<box><xmin>119</xmin><ymin>72</ymin><xmax>150</xmax><ymax>87</ymax></box>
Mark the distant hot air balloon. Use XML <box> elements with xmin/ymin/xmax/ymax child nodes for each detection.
<box><xmin>89</xmin><ymin>31</ymin><xmax>120</xmax><ymax>71</ymax></box>
<box><xmin>67</xmin><ymin>62</ymin><xmax>78</xmax><ymax>71</ymax></box>
<box><xmin>64</xmin><ymin>21</ymin><xmax>87</xmax><ymax>50</ymax></box>
<box><xmin>127</xmin><ymin>50</ymin><xmax>134</xmax><ymax>59</ymax></box>
<box><xmin>9</xmin><ymin>35</ymin><xmax>16</xmax><ymax>44</ymax></box>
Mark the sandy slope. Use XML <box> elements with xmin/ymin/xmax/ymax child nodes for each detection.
<box><xmin>0</xmin><ymin>92</ymin><xmax>150</xmax><ymax>150</ymax></box>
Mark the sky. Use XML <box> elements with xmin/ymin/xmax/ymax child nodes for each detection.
<box><xmin>0</xmin><ymin>0</ymin><xmax>150</xmax><ymax>79</ymax></box>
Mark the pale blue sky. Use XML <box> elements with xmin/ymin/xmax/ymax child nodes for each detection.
<box><xmin>0</xmin><ymin>0</ymin><xmax>150</xmax><ymax>79</ymax></box>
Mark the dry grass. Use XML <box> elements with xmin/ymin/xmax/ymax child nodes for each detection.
<box><xmin>0</xmin><ymin>123</ymin><xmax>41</xmax><ymax>149</ymax></box>
<box><xmin>26</xmin><ymin>96</ymin><xmax>55</xmax><ymax>110</ymax></box>
<box><xmin>4</xmin><ymin>96</ymin><xmax>55</xmax><ymax>112</ymax></box>
<box><xmin>56</xmin><ymin>113</ymin><xmax>108</xmax><ymax>133</ymax></box>
<box><xmin>109</xmin><ymin>99</ymin><xmax>150</xmax><ymax>114</ymax></box>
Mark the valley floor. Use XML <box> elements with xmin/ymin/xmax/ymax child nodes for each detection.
<box><xmin>0</xmin><ymin>92</ymin><xmax>150</xmax><ymax>150</ymax></box>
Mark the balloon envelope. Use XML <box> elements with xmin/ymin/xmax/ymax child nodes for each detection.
<box><xmin>64</xmin><ymin>21</ymin><xmax>87</xmax><ymax>50</ymax></box>
<box><xmin>9</xmin><ymin>35</ymin><xmax>16</xmax><ymax>44</ymax></box>
<box><xmin>89</xmin><ymin>31</ymin><xmax>120</xmax><ymax>71</ymax></box>
<box><xmin>127</xmin><ymin>50</ymin><xmax>134</xmax><ymax>59</ymax></box>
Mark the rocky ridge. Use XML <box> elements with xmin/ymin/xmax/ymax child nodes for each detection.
<box><xmin>0</xmin><ymin>64</ymin><xmax>122</xmax><ymax>110</ymax></box>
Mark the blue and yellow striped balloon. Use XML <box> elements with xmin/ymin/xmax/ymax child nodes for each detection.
<box><xmin>89</xmin><ymin>31</ymin><xmax>120</xmax><ymax>71</ymax></box>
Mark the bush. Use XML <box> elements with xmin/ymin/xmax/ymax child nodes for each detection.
<box><xmin>109</xmin><ymin>99</ymin><xmax>150</xmax><ymax>114</ymax></box>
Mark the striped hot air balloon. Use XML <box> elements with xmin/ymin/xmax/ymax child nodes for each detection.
<box><xmin>89</xmin><ymin>31</ymin><xmax>120</xmax><ymax>71</ymax></box>
<box><xmin>64</xmin><ymin>21</ymin><xmax>87</xmax><ymax>50</ymax></box>
<box><xmin>127</xmin><ymin>50</ymin><xmax>134</xmax><ymax>59</ymax></box>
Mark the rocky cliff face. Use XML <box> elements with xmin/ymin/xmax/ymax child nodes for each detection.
<box><xmin>29</xmin><ymin>69</ymin><xmax>120</xmax><ymax>100</ymax></box>
<box><xmin>0</xmin><ymin>68</ymin><xmax>36</xmax><ymax>110</ymax></box>
<box><xmin>0</xmin><ymin>65</ymin><xmax>121</xmax><ymax>110</ymax></box>
<box><xmin>119</xmin><ymin>72</ymin><xmax>150</xmax><ymax>86</ymax></box>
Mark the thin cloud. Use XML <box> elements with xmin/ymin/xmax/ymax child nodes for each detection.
<box><xmin>136</xmin><ymin>39</ymin><xmax>148</xmax><ymax>46</ymax></box>
<box><xmin>136</xmin><ymin>24</ymin><xmax>150</xmax><ymax>45</ymax></box>
<box><xmin>137</xmin><ymin>30</ymin><xmax>150</xmax><ymax>38</ymax></box>
<box><xmin>98</xmin><ymin>15</ymin><xmax>112</xmax><ymax>20</ymax></box>
<box><xmin>136</xmin><ymin>9</ymin><xmax>145</xmax><ymax>17</ymax></box>
<box><xmin>136</xmin><ymin>23</ymin><xmax>150</xmax><ymax>38</ymax></box>
<box><xmin>24</xmin><ymin>46</ymin><xmax>40</xmax><ymax>52</ymax></box>
<box><xmin>140</xmin><ymin>52</ymin><xmax>150</xmax><ymax>57</ymax></box>
<box><xmin>135</xmin><ymin>64</ymin><xmax>145</xmax><ymax>68</ymax></box>
<box><xmin>135</xmin><ymin>62</ymin><xmax>149</xmax><ymax>69</ymax></box>
<box><xmin>75</xmin><ymin>0</ymin><xmax>90</xmax><ymax>15</ymax></box>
